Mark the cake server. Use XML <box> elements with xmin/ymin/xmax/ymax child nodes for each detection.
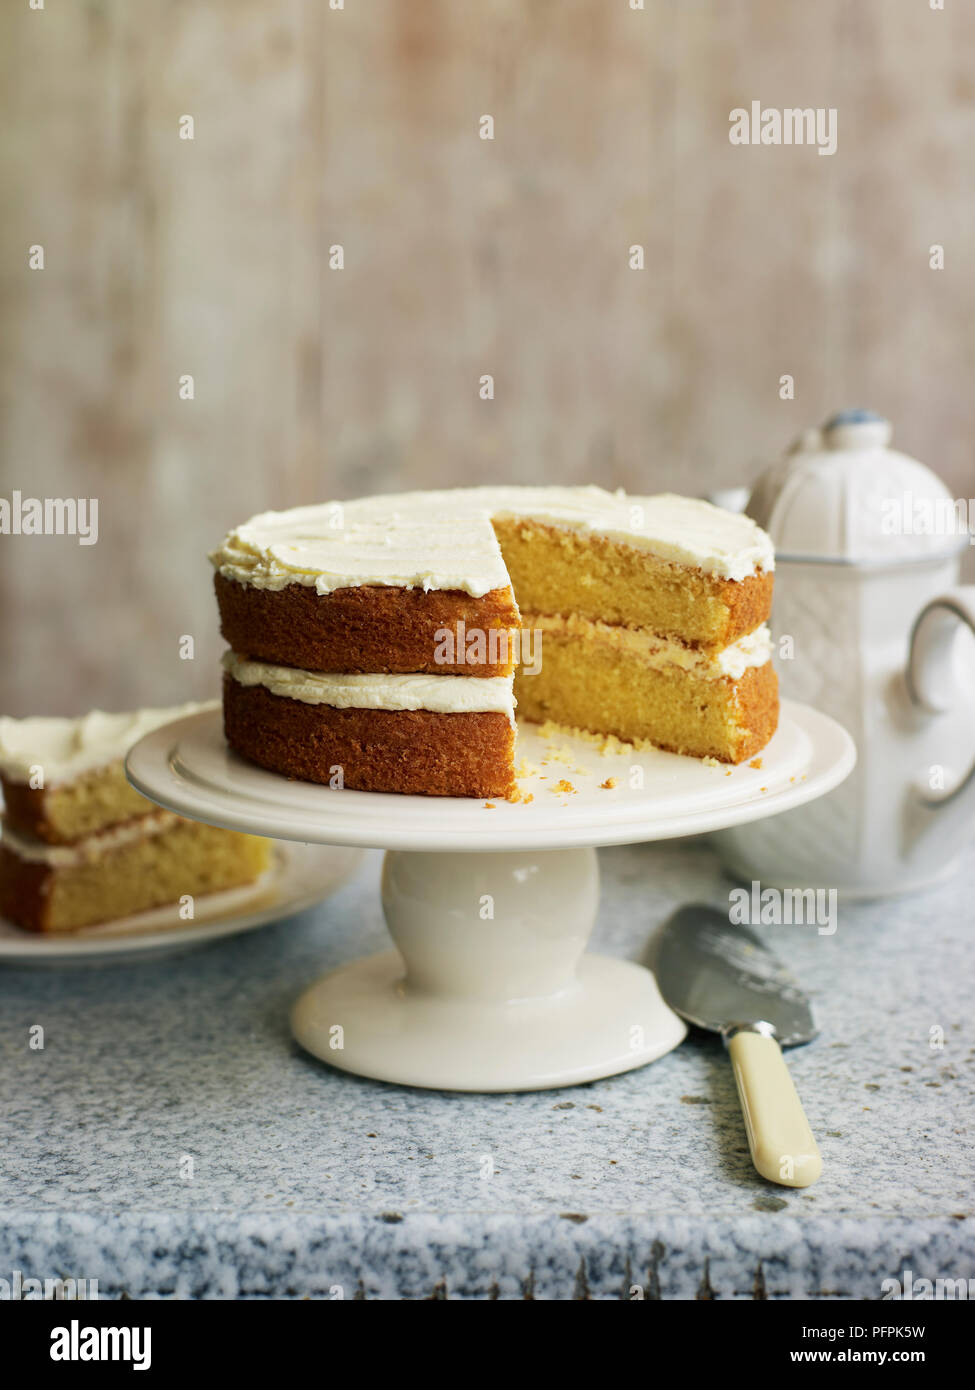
<box><xmin>653</xmin><ymin>904</ymin><xmax>822</xmax><ymax>1189</ymax></box>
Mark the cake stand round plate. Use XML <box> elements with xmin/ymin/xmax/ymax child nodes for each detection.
<box><xmin>126</xmin><ymin>700</ymin><xmax>853</xmax><ymax>851</ymax></box>
<box><xmin>126</xmin><ymin>702</ymin><xmax>855</xmax><ymax>1091</ymax></box>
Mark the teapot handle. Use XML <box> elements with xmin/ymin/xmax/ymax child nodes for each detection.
<box><xmin>907</xmin><ymin>586</ymin><xmax>975</xmax><ymax>809</ymax></box>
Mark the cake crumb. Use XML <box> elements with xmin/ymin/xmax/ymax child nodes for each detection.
<box><xmin>599</xmin><ymin>777</ymin><xmax>618</xmax><ymax>790</ymax></box>
<box><xmin>749</xmin><ymin>757</ymin><xmax>764</xmax><ymax>770</ymax></box>
<box><xmin>724</xmin><ymin>769</ymin><xmax>733</xmax><ymax>776</ymax></box>
<box><xmin>484</xmin><ymin>801</ymin><xmax>496</xmax><ymax>809</ymax></box>
<box><xmin>702</xmin><ymin>756</ymin><xmax>720</xmax><ymax>769</ymax></box>
<box><xmin>514</xmin><ymin>759</ymin><xmax>541</xmax><ymax>779</ymax></box>
<box><xmin>538</xmin><ymin>719</ymin><xmax>644</xmax><ymax>758</ymax></box>
<box><xmin>544</xmin><ymin>744</ymin><xmax>585</xmax><ymax>772</ymax></box>
<box><xmin>551</xmin><ymin>779</ymin><xmax>576</xmax><ymax>794</ymax></box>
<box><xmin>759</xmin><ymin>786</ymin><xmax>768</xmax><ymax>793</ymax></box>
<box><xmin>507</xmin><ymin>786</ymin><xmax>535</xmax><ymax>805</ymax></box>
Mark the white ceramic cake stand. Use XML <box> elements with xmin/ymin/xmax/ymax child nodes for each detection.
<box><xmin>126</xmin><ymin>701</ymin><xmax>855</xmax><ymax>1092</ymax></box>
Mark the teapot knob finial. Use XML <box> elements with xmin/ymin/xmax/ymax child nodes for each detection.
<box><xmin>823</xmin><ymin>409</ymin><xmax>892</xmax><ymax>452</ymax></box>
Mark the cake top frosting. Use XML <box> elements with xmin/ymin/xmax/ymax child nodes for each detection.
<box><xmin>210</xmin><ymin>486</ymin><xmax>775</xmax><ymax>597</ymax></box>
<box><xmin>0</xmin><ymin>702</ymin><xmax>213</xmax><ymax>784</ymax></box>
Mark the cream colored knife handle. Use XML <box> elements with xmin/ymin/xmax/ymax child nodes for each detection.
<box><xmin>727</xmin><ymin>1029</ymin><xmax>822</xmax><ymax>1188</ymax></box>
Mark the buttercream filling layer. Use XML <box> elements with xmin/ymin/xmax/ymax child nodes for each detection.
<box><xmin>528</xmin><ymin>614</ymin><xmax>773</xmax><ymax>680</ymax></box>
<box><xmin>1</xmin><ymin>810</ymin><xmax>180</xmax><ymax>866</ymax></box>
<box><xmin>222</xmin><ymin>651</ymin><xmax>517</xmax><ymax>724</ymax></box>
<box><xmin>210</xmin><ymin>486</ymin><xmax>774</xmax><ymax>597</ymax></box>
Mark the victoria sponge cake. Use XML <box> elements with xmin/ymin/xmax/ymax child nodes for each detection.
<box><xmin>210</xmin><ymin>486</ymin><xmax>778</xmax><ymax>799</ymax></box>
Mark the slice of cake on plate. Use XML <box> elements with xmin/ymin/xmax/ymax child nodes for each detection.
<box><xmin>210</xmin><ymin>485</ymin><xmax>778</xmax><ymax>798</ymax></box>
<box><xmin>0</xmin><ymin>704</ymin><xmax>271</xmax><ymax>933</ymax></box>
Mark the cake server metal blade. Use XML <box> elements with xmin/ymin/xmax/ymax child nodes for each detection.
<box><xmin>654</xmin><ymin>904</ymin><xmax>821</xmax><ymax>1188</ymax></box>
<box><xmin>654</xmin><ymin>904</ymin><xmax>817</xmax><ymax>1047</ymax></box>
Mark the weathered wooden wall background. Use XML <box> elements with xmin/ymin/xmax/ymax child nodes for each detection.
<box><xmin>1</xmin><ymin>0</ymin><xmax>973</xmax><ymax>714</ymax></box>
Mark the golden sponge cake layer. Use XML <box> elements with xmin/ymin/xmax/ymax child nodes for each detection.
<box><xmin>514</xmin><ymin>618</ymin><xmax>778</xmax><ymax>763</ymax></box>
<box><xmin>215</xmin><ymin>572</ymin><xmax>520</xmax><ymax>677</ymax></box>
<box><xmin>223</xmin><ymin>675</ymin><xmax>516</xmax><ymax>799</ymax></box>
<box><xmin>494</xmin><ymin>518</ymin><xmax>773</xmax><ymax>654</ymax></box>
<box><xmin>1</xmin><ymin>762</ymin><xmax>159</xmax><ymax>845</ymax></box>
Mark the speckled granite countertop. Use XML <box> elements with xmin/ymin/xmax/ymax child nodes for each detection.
<box><xmin>0</xmin><ymin>841</ymin><xmax>972</xmax><ymax>1300</ymax></box>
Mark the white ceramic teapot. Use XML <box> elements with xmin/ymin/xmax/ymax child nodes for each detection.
<box><xmin>713</xmin><ymin>410</ymin><xmax>975</xmax><ymax>898</ymax></box>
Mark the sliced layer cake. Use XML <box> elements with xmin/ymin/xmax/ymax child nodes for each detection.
<box><xmin>210</xmin><ymin>486</ymin><xmax>778</xmax><ymax>798</ymax></box>
<box><xmin>0</xmin><ymin>705</ymin><xmax>271</xmax><ymax>932</ymax></box>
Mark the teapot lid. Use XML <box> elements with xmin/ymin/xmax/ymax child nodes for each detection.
<box><xmin>747</xmin><ymin>409</ymin><xmax>970</xmax><ymax>564</ymax></box>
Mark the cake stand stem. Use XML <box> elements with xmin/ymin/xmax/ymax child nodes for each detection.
<box><xmin>291</xmin><ymin>846</ymin><xmax>686</xmax><ymax>1093</ymax></box>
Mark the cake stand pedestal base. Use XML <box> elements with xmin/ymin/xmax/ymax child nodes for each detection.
<box><xmin>291</xmin><ymin>847</ymin><xmax>686</xmax><ymax>1092</ymax></box>
<box><xmin>127</xmin><ymin>702</ymin><xmax>856</xmax><ymax>1094</ymax></box>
